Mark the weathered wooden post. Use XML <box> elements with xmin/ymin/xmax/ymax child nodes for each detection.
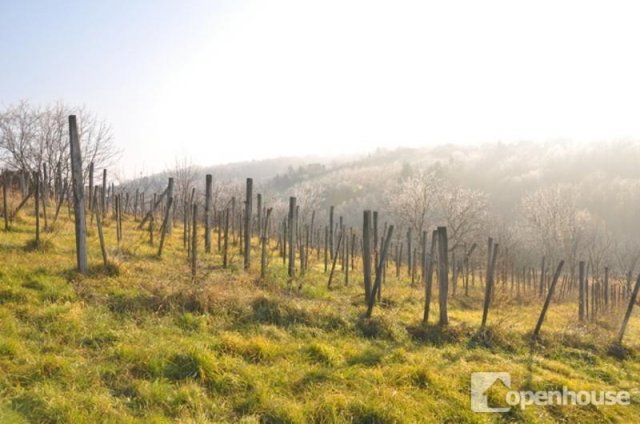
<box><xmin>260</xmin><ymin>208</ymin><xmax>272</xmax><ymax>279</ymax></box>
<box><xmin>288</xmin><ymin>197</ymin><xmax>296</xmax><ymax>279</ymax></box>
<box><xmin>481</xmin><ymin>238</ymin><xmax>498</xmax><ymax>328</ymax></box>
<box><xmin>205</xmin><ymin>175</ymin><xmax>212</xmax><ymax>253</ymax></box>
<box><xmin>362</xmin><ymin>210</ymin><xmax>372</xmax><ymax>303</ymax></box>
<box><xmin>101</xmin><ymin>169</ymin><xmax>107</xmax><ymax>219</ymax></box>
<box><xmin>423</xmin><ymin>230</ymin><xmax>437</xmax><ymax>323</ymax></box>
<box><xmin>191</xmin><ymin>204</ymin><xmax>197</xmax><ymax>278</ymax></box>
<box><xmin>68</xmin><ymin>116</ymin><xmax>88</xmax><ymax>273</ymax></box>
<box><xmin>157</xmin><ymin>197</ymin><xmax>174</xmax><ymax>257</ymax></box>
<box><xmin>323</xmin><ymin>226</ymin><xmax>329</xmax><ymax>272</ymax></box>
<box><xmin>533</xmin><ymin>261</ymin><xmax>565</xmax><ymax>338</ymax></box>
<box><xmin>327</xmin><ymin>231</ymin><xmax>343</xmax><ymax>288</ymax></box>
<box><xmin>244</xmin><ymin>178</ymin><xmax>253</xmax><ymax>270</ymax></box>
<box><xmin>256</xmin><ymin>193</ymin><xmax>262</xmax><ymax>237</ymax></box>
<box><xmin>41</xmin><ymin>163</ymin><xmax>49</xmax><ymax>231</ymax></box>
<box><xmin>366</xmin><ymin>225</ymin><xmax>394</xmax><ymax>318</ymax></box>
<box><xmin>617</xmin><ymin>273</ymin><xmax>640</xmax><ymax>344</ymax></box>
<box><xmin>95</xmin><ymin>203</ymin><xmax>108</xmax><ymax>267</ymax></box>
<box><xmin>437</xmin><ymin>226</ymin><xmax>449</xmax><ymax>326</ymax></box>
<box><xmin>223</xmin><ymin>208</ymin><xmax>229</xmax><ymax>268</ymax></box>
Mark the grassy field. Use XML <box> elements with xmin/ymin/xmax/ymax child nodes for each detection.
<box><xmin>0</xmin><ymin>210</ymin><xmax>639</xmax><ymax>423</ymax></box>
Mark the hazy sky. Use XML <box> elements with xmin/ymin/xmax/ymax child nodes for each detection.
<box><xmin>3</xmin><ymin>0</ymin><xmax>640</xmax><ymax>178</ymax></box>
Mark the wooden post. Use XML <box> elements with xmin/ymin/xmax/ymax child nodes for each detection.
<box><xmin>481</xmin><ymin>238</ymin><xmax>498</xmax><ymax>328</ymax></box>
<box><xmin>260</xmin><ymin>208</ymin><xmax>272</xmax><ymax>279</ymax></box>
<box><xmin>324</xmin><ymin>226</ymin><xmax>329</xmax><ymax>272</ymax></box>
<box><xmin>41</xmin><ymin>163</ymin><xmax>49</xmax><ymax>231</ymax></box>
<box><xmin>244</xmin><ymin>178</ymin><xmax>253</xmax><ymax>270</ymax></box>
<box><xmin>256</xmin><ymin>193</ymin><xmax>262</xmax><ymax>237</ymax></box>
<box><xmin>191</xmin><ymin>204</ymin><xmax>197</xmax><ymax>278</ymax></box>
<box><xmin>437</xmin><ymin>226</ymin><xmax>449</xmax><ymax>326</ymax></box>
<box><xmin>327</xmin><ymin>231</ymin><xmax>343</xmax><ymax>288</ymax></box>
<box><xmin>288</xmin><ymin>197</ymin><xmax>296</xmax><ymax>279</ymax></box>
<box><xmin>617</xmin><ymin>273</ymin><xmax>640</xmax><ymax>344</ymax></box>
<box><xmin>533</xmin><ymin>261</ymin><xmax>565</xmax><ymax>338</ymax></box>
<box><xmin>68</xmin><ymin>116</ymin><xmax>88</xmax><ymax>274</ymax></box>
<box><xmin>223</xmin><ymin>208</ymin><xmax>229</xmax><ymax>268</ymax></box>
<box><xmin>366</xmin><ymin>225</ymin><xmax>394</xmax><ymax>317</ymax></box>
<box><xmin>578</xmin><ymin>261</ymin><xmax>586</xmax><ymax>321</ymax></box>
<box><xmin>157</xmin><ymin>197</ymin><xmax>174</xmax><ymax>257</ymax></box>
<box><xmin>205</xmin><ymin>174</ymin><xmax>212</xmax><ymax>253</ymax></box>
<box><xmin>423</xmin><ymin>230</ymin><xmax>437</xmax><ymax>323</ymax></box>
<box><xmin>362</xmin><ymin>210</ymin><xmax>372</xmax><ymax>303</ymax></box>
<box><xmin>101</xmin><ymin>169</ymin><xmax>107</xmax><ymax>219</ymax></box>
<box><xmin>95</xmin><ymin>203</ymin><xmax>108</xmax><ymax>267</ymax></box>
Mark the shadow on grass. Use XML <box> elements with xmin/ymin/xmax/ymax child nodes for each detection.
<box><xmin>406</xmin><ymin>322</ymin><xmax>471</xmax><ymax>347</ymax></box>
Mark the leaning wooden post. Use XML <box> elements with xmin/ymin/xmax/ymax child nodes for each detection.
<box><xmin>204</xmin><ymin>174</ymin><xmax>212</xmax><ymax>253</ymax></box>
<box><xmin>366</xmin><ymin>225</ymin><xmax>394</xmax><ymax>318</ymax></box>
<box><xmin>437</xmin><ymin>226</ymin><xmax>449</xmax><ymax>326</ymax></box>
<box><xmin>244</xmin><ymin>178</ymin><xmax>253</xmax><ymax>270</ymax></box>
<box><xmin>533</xmin><ymin>260</ymin><xmax>565</xmax><ymax>338</ymax></box>
<box><xmin>287</xmin><ymin>197</ymin><xmax>296</xmax><ymax>279</ymax></box>
<box><xmin>95</xmin><ymin>203</ymin><xmax>108</xmax><ymax>267</ymax></box>
<box><xmin>616</xmin><ymin>273</ymin><xmax>640</xmax><ymax>344</ymax></box>
<box><xmin>68</xmin><ymin>116</ymin><xmax>88</xmax><ymax>274</ymax></box>
<box><xmin>481</xmin><ymin>239</ymin><xmax>498</xmax><ymax>328</ymax></box>
<box><xmin>157</xmin><ymin>197</ymin><xmax>174</xmax><ymax>257</ymax></box>
<box><xmin>327</xmin><ymin>231</ymin><xmax>344</xmax><ymax>289</ymax></box>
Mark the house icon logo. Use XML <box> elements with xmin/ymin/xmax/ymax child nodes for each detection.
<box><xmin>471</xmin><ymin>372</ymin><xmax>511</xmax><ymax>412</ymax></box>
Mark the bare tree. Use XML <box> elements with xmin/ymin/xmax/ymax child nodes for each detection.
<box><xmin>0</xmin><ymin>101</ymin><xmax>119</xmax><ymax>185</ymax></box>
<box><xmin>436</xmin><ymin>184</ymin><xmax>487</xmax><ymax>252</ymax></box>
<box><xmin>389</xmin><ymin>170</ymin><xmax>440</xmax><ymax>236</ymax></box>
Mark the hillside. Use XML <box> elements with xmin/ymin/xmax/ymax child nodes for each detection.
<box><xmin>0</xmin><ymin>208</ymin><xmax>639</xmax><ymax>423</ymax></box>
<box><xmin>122</xmin><ymin>141</ymin><xmax>640</xmax><ymax>242</ymax></box>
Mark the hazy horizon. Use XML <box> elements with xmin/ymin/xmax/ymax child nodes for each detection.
<box><xmin>4</xmin><ymin>0</ymin><xmax>640</xmax><ymax>177</ymax></box>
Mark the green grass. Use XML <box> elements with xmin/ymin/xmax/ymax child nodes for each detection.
<box><xmin>0</xmin><ymin>207</ymin><xmax>639</xmax><ymax>423</ymax></box>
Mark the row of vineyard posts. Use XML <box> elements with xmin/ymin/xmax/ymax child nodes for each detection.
<box><xmin>1</xmin><ymin>115</ymin><xmax>640</xmax><ymax>346</ymax></box>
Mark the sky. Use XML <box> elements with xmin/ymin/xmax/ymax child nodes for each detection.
<box><xmin>2</xmin><ymin>0</ymin><xmax>640</xmax><ymax>179</ymax></box>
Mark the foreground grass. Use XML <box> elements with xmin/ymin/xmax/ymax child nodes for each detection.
<box><xmin>0</xmin><ymin>211</ymin><xmax>639</xmax><ymax>423</ymax></box>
